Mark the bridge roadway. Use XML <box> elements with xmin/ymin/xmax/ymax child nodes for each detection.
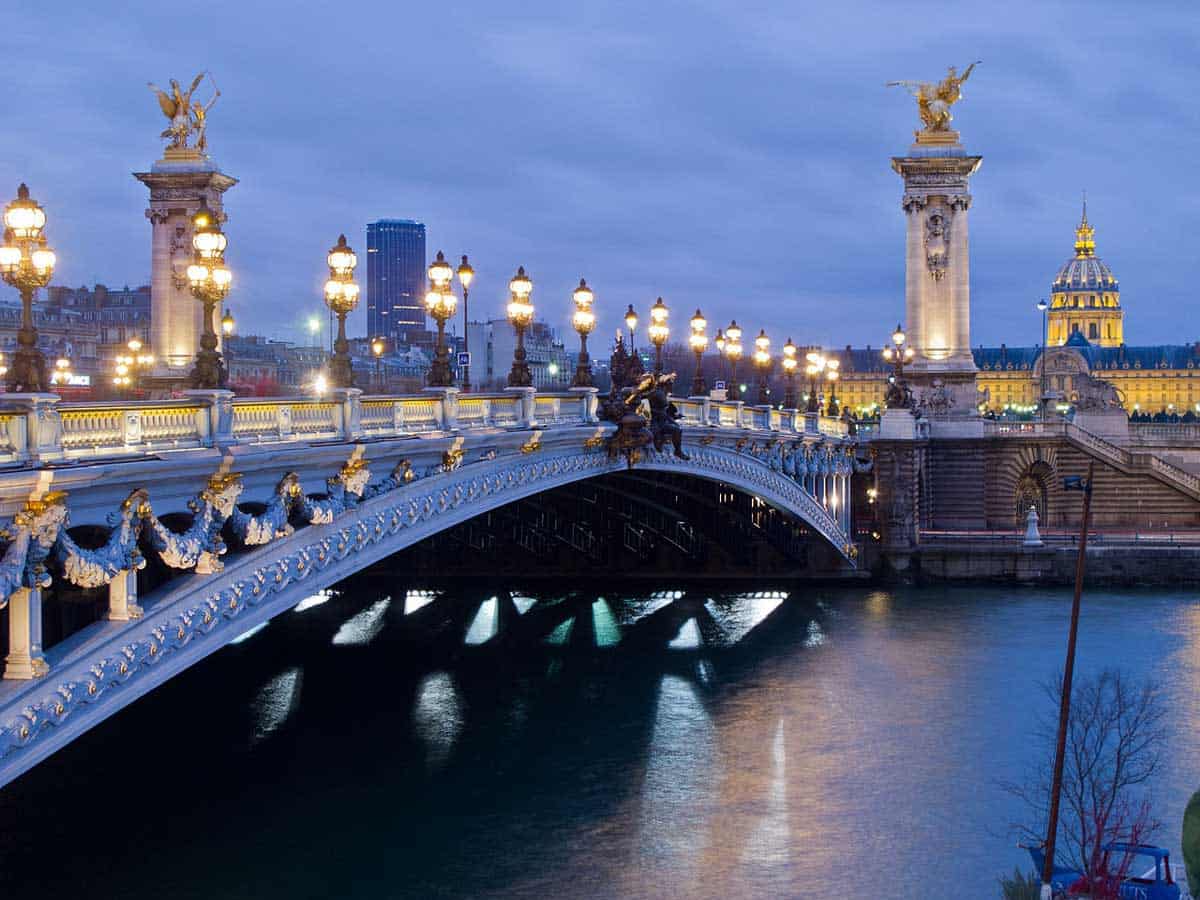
<box><xmin>0</xmin><ymin>386</ymin><xmax>865</xmax><ymax>788</ymax></box>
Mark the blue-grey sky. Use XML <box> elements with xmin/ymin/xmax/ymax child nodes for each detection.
<box><xmin>2</xmin><ymin>0</ymin><xmax>1198</xmax><ymax>349</ymax></box>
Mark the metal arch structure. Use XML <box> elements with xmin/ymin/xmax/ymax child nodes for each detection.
<box><xmin>0</xmin><ymin>389</ymin><xmax>867</xmax><ymax>788</ymax></box>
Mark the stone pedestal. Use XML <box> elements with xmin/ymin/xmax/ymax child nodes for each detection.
<box><xmin>422</xmin><ymin>386</ymin><xmax>458</xmax><ymax>432</ymax></box>
<box><xmin>505</xmin><ymin>386</ymin><xmax>537</xmax><ymax>428</ymax></box>
<box><xmin>893</xmin><ymin>137</ymin><xmax>983</xmax><ymax>428</ymax></box>
<box><xmin>892</xmin><ymin>142</ymin><xmax>982</xmax><ymax>375</ymax></box>
<box><xmin>1073</xmin><ymin>408</ymin><xmax>1130</xmax><ymax>444</ymax></box>
<box><xmin>5</xmin><ymin>587</ymin><xmax>48</xmax><ymax>679</ymax></box>
<box><xmin>878</xmin><ymin>408</ymin><xmax>917</xmax><ymax>440</ymax></box>
<box><xmin>569</xmin><ymin>385</ymin><xmax>601</xmax><ymax>424</ymax></box>
<box><xmin>135</xmin><ymin>151</ymin><xmax>237</xmax><ymax>373</ymax></box>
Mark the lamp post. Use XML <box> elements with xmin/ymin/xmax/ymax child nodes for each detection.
<box><xmin>457</xmin><ymin>255</ymin><xmax>474</xmax><ymax>391</ymax></box>
<box><xmin>882</xmin><ymin>323</ymin><xmax>915</xmax><ymax>408</ymax></box>
<box><xmin>425</xmin><ymin>250</ymin><xmax>457</xmax><ymax>387</ymax></box>
<box><xmin>725</xmin><ymin>320</ymin><xmax>743</xmax><ymax>400</ymax></box>
<box><xmin>185</xmin><ymin>199</ymin><xmax>232</xmax><ymax>389</ymax></box>
<box><xmin>825</xmin><ymin>356</ymin><xmax>841</xmax><ymax>416</ymax></box>
<box><xmin>371</xmin><ymin>336</ymin><xmax>385</xmax><ymax>392</ymax></box>
<box><xmin>506</xmin><ymin>266</ymin><xmax>534</xmax><ymax>387</ymax></box>
<box><xmin>689</xmin><ymin>309</ymin><xmax>708</xmax><ymax>396</ymax></box>
<box><xmin>1037</xmin><ymin>298</ymin><xmax>1049</xmax><ymax>422</ymax></box>
<box><xmin>713</xmin><ymin>329</ymin><xmax>726</xmax><ymax>391</ymax></box>
<box><xmin>571</xmin><ymin>278</ymin><xmax>596</xmax><ymax>388</ymax></box>
<box><xmin>625</xmin><ymin>304</ymin><xmax>638</xmax><ymax>353</ymax></box>
<box><xmin>648</xmin><ymin>297</ymin><xmax>669</xmax><ymax>375</ymax></box>
<box><xmin>221</xmin><ymin>308</ymin><xmax>235</xmax><ymax>339</ymax></box>
<box><xmin>0</xmin><ymin>184</ymin><xmax>56</xmax><ymax>392</ymax></box>
<box><xmin>805</xmin><ymin>351</ymin><xmax>825</xmax><ymax>413</ymax></box>
<box><xmin>49</xmin><ymin>355</ymin><xmax>72</xmax><ymax>388</ymax></box>
<box><xmin>114</xmin><ymin>337</ymin><xmax>154</xmax><ymax>396</ymax></box>
<box><xmin>754</xmin><ymin>329</ymin><xmax>771</xmax><ymax>405</ymax></box>
<box><xmin>323</xmin><ymin>234</ymin><xmax>360</xmax><ymax>388</ymax></box>
<box><xmin>781</xmin><ymin>338</ymin><xmax>798</xmax><ymax>409</ymax></box>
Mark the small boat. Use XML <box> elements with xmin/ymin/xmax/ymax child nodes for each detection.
<box><xmin>1023</xmin><ymin>842</ymin><xmax>1182</xmax><ymax>899</ymax></box>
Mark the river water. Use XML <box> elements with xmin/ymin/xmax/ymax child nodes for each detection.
<box><xmin>0</xmin><ymin>581</ymin><xmax>1197</xmax><ymax>899</ymax></box>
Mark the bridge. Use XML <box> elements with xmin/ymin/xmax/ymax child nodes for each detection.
<box><xmin>0</xmin><ymin>385</ymin><xmax>866</xmax><ymax>787</ymax></box>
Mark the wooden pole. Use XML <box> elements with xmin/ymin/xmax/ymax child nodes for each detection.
<box><xmin>1040</xmin><ymin>460</ymin><xmax>1095</xmax><ymax>897</ymax></box>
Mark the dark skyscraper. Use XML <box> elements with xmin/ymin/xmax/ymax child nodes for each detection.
<box><xmin>366</xmin><ymin>219</ymin><xmax>426</xmax><ymax>342</ymax></box>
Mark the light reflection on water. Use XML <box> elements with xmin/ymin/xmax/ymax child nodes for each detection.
<box><xmin>3</xmin><ymin>584</ymin><xmax>1199</xmax><ymax>900</ymax></box>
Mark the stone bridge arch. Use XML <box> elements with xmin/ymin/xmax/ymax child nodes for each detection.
<box><xmin>0</xmin><ymin>433</ymin><xmax>863</xmax><ymax>787</ymax></box>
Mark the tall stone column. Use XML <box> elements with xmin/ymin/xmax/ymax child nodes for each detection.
<box><xmin>892</xmin><ymin>134</ymin><xmax>982</xmax><ymax>425</ymax></box>
<box><xmin>134</xmin><ymin>147</ymin><xmax>237</xmax><ymax>375</ymax></box>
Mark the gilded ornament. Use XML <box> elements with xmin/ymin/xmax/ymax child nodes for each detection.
<box><xmin>887</xmin><ymin>62</ymin><xmax>979</xmax><ymax>139</ymax></box>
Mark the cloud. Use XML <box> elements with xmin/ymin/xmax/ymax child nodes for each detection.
<box><xmin>0</xmin><ymin>0</ymin><xmax>1197</xmax><ymax>348</ymax></box>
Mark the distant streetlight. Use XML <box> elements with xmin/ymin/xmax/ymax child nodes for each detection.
<box><xmin>753</xmin><ymin>329</ymin><xmax>771</xmax><ymax>405</ymax></box>
<box><xmin>1037</xmin><ymin>298</ymin><xmax>1049</xmax><ymax>421</ymax></box>
<box><xmin>221</xmin><ymin>308</ymin><xmax>235</xmax><ymax>337</ymax></box>
<box><xmin>323</xmin><ymin>234</ymin><xmax>360</xmax><ymax>388</ymax></box>
<box><xmin>781</xmin><ymin>338</ymin><xmax>798</xmax><ymax>409</ymax></box>
<box><xmin>457</xmin><ymin>255</ymin><xmax>474</xmax><ymax>391</ymax></box>
<box><xmin>648</xmin><ymin>297</ymin><xmax>669</xmax><ymax>375</ymax></box>
<box><xmin>0</xmin><ymin>184</ymin><xmax>56</xmax><ymax>392</ymax></box>
<box><xmin>825</xmin><ymin>356</ymin><xmax>841</xmax><ymax>416</ymax></box>
<box><xmin>371</xmin><ymin>336</ymin><xmax>386</xmax><ymax>393</ymax></box>
<box><xmin>724</xmin><ymin>321</ymin><xmax>743</xmax><ymax>400</ymax></box>
<box><xmin>571</xmin><ymin>278</ymin><xmax>596</xmax><ymax>388</ymax></box>
<box><xmin>624</xmin><ymin>304</ymin><xmax>638</xmax><ymax>352</ymax></box>
<box><xmin>805</xmin><ymin>351</ymin><xmax>826</xmax><ymax>413</ymax></box>
<box><xmin>113</xmin><ymin>337</ymin><xmax>153</xmax><ymax>395</ymax></box>
<box><xmin>689</xmin><ymin>309</ymin><xmax>708</xmax><ymax>396</ymax></box>
<box><xmin>506</xmin><ymin>266</ymin><xmax>534</xmax><ymax>387</ymax></box>
<box><xmin>49</xmin><ymin>355</ymin><xmax>72</xmax><ymax>387</ymax></box>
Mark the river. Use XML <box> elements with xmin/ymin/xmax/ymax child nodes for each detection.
<box><xmin>0</xmin><ymin>581</ymin><xmax>1196</xmax><ymax>899</ymax></box>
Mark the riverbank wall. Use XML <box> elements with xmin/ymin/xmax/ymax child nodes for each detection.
<box><xmin>877</xmin><ymin>542</ymin><xmax>1200</xmax><ymax>587</ymax></box>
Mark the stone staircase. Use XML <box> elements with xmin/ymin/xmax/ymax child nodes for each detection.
<box><xmin>1065</xmin><ymin>422</ymin><xmax>1200</xmax><ymax>501</ymax></box>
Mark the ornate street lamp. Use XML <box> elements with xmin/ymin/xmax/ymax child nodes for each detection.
<box><xmin>221</xmin><ymin>308</ymin><xmax>235</xmax><ymax>337</ymax></box>
<box><xmin>624</xmin><ymin>304</ymin><xmax>638</xmax><ymax>352</ymax></box>
<box><xmin>825</xmin><ymin>356</ymin><xmax>841</xmax><ymax>416</ymax></box>
<box><xmin>571</xmin><ymin>278</ymin><xmax>596</xmax><ymax>388</ymax></box>
<box><xmin>425</xmin><ymin>250</ymin><xmax>457</xmax><ymax>387</ymax></box>
<box><xmin>113</xmin><ymin>337</ymin><xmax>154</xmax><ymax>395</ymax></box>
<box><xmin>753</xmin><ymin>329</ymin><xmax>771</xmax><ymax>405</ymax></box>
<box><xmin>371</xmin><ymin>336</ymin><xmax>386</xmax><ymax>392</ymax></box>
<box><xmin>506</xmin><ymin>266</ymin><xmax>534</xmax><ymax>387</ymax></box>
<box><xmin>882</xmin><ymin>323</ymin><xmax>915</xmax><ymax>409</ymax></box>
<box><xmin>186</xmin><ymin>199</ymin><xmax>232</xmax><ymax>389</ymax></box>
<box><xmin>323</xmin><ymin>234</ymin><xmax>360</xmax><ymax>388</ymax></box>
<box><xmin>0</xmin><ymin>184</ymin><xmax>56</xmax><ymax>392</ymax></box>
<box><xmin>457</xmin><ymin>255</ymin><xmax>474</xmax><ymax>391</ymax></box>
<box><xmin>647</xmin><ymin>297</ymin><xmax>669</xmax><ymax>375</ymax></box>
<box><xmin>805</xmin><ymin>351</ymin><xmax>826</xmax><ymax>413</ymax></box>
<box><xmin>781</xmin><ymin>338</ymin><xmax>798</xmax><ymax>409</ymax></box>
<box><xmin>49</xmin><ymin>355</ymin><xmax>72</xmax><ymax>387</ymax></box>
<box><xmin>689</xmin><ymin>309</ymin><xmax>708</xmax><ymax>396</ymax></box>
<box><xmin>725</xmin><ymin>320</ymin><xmax>743</xmax><ymax>400</ymax></box>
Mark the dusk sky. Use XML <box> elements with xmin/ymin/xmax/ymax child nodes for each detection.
<box><xmin>3</xmin><ymin>1</ymin><xmax>1197</xmax><ymax>350</ymax></box>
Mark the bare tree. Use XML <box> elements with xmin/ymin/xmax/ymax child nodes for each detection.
<box><xmin>1007</xmin><ymin>668</ymin><xmax>1168</xmax><ymax>881</ymax></box>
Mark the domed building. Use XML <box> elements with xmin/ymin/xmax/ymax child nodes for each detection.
<box><xmin>1046</xmin><ymin>203</ymin><xmax>1123</xmax><ymax>348</ymax></box>
<box><xmin>831</xmin><ymin>201</ymin><xmax>1200</xmax><ymax>419</ymax></box>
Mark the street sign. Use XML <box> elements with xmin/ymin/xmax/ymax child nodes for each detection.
<box><xmin>457</xmin><ymin>352</ymin><xmax>471</xmax><ymax>367</ymax></box>
<box><xmin>714</xmin><ymin>380</ymin><xmax>726</xmax><ymax>390</ymax></box>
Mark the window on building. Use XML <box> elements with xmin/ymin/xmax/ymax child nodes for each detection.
<box><xmin>1088</xmin><ymin>323</ymin><xmax>1099</xmax><ymax>340</ymax></box>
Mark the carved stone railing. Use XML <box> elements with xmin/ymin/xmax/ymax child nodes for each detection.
<box><xmin>1130</xmin><ymin>423</ymin><xmax>1200</xmax><ymax>447</ymax></box>
<box><xmin>0</xmin><ymin>388</ymin><xmax>853</xmax><ymax>465</ymax></box>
